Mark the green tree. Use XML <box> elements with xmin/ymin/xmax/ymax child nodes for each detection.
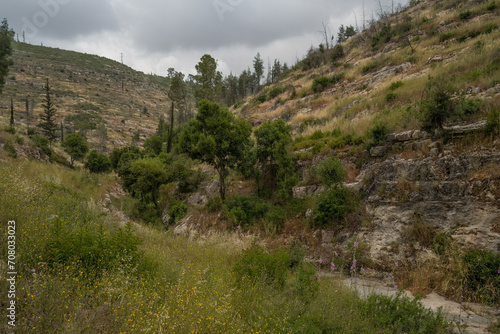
<box><xmin>62</xmin><ymin>133</ymin><xmax>89</xmax><ymax>167</ymax></box>
<box><xmin>179</xmin><ymin>100</ymin><xmax>252</xmax><ymax>200</ymax></box>
<box><xmin>254</xmin><ymin>119</ymin><xmax>297</xmax><ymax>200</ymax></box>
<box><xmin>85</xmin><ymin>150</ymin><xmax>111</xmax><ymax>173</ymax></box>
<box><xmin>253</xmin><ymin>52</ymin><xmax>264</xmax><ymax>91</ymax></box>
<box><xmin>143</xmin><ymin>135</ymin><xmax>163</xmax><ymax>156</ymax></box>
<box><xmin>38</xmin><ymin>79</ymin><xmax>59</xmax><ymax>146</ymax></box>
<box><xmin>420</xmin><ymin>77</ymin><xmax>454</xmax><ymax>136</ymax></box>
<box><xmin>110</xmin><ymin>145</ymin><xmax>143</xmax><ymax>171</ymax></box>
<box><xmin>129</xmin><ymin>158</ymin><xmax>168</xmax><ymax>207</ymax></box>
<box><xmin>0</xmin><ymin>19</ymin><xmax>14</xmax><ymax>95</ymax></box>
<box><xmin>168</xmin><ymin>71</ymin><xmax>187</xmax><ymax>125</ymax></box>
<box><xmin>194</xmin><ymin>54</ymin><xmax>223</xmax><ymax>103</ymax></box>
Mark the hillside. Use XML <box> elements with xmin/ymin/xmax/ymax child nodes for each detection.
<box><xmin>1</xmin><ymin>0</ymin><xmax>500</xmax><ymax>332</ymax></box>
<box><xmin>236</xmin><ymin>0</ymin><xmax>499</xmax><ymax>139</ymax></box>
<box><xmin>0</xmin><ymin>42</ymin><xmax>173</xmax><ymax>150</ymax></box>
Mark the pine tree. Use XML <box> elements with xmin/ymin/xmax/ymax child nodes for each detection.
<box><xmin>38</xmin><ymin>79</ymin><xmax>58</xmax><ymax>146</ymax></box>
<box><xmin>0</xmin><ymin>19</ymin><xmax>15</xmax><ymax>95</ymax></box>
<box><xmin>253</xmin><ymin>53</ymin><xmax>264</xmax><ymax>91</ymax></box>
<box><xmin>10</xmin><ymin>98</ymin><xmax>14</xmax><ymax>130</ymax></box>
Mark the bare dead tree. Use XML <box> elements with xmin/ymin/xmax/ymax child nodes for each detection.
<box><xmin>362</xmin><ymin>0</ymin><xmax>366</xmax><ymax>31</ymax></box>
<box><xmin>319</xmin><ymin>21</ymin><xmax>333</xmax><ymax>50</ymax></box>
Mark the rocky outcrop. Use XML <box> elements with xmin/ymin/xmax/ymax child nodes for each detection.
<box><xmin>358</xmin><ymin>147</ymin><xmax>500</xmax><ymax>267</ymax></box>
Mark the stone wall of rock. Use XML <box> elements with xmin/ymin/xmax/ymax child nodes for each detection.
<box><xmin>358</xmin><ymin>141</ymin><xmax>500</xmax><ymax>268</ymax></box>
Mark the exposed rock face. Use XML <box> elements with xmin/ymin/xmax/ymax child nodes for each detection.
<box><xmin>292</xmin><ymin>185</ymin><xmax>326</xmax><ymax>200</ymax></box>
<box><xmin>359</xmin><ymin>147</ymin><xmax>500</xmax><ymax>267</ymax></box>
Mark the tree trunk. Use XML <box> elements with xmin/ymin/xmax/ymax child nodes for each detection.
<box><xmin>167</xmin><ymin>102</ymin><xmax>174</xmax><ymax>153</ymax></box>
<box><xmin>219</xmin><ymin>168</ymin><xmax>226</xmax><ymax>201</ymax></box>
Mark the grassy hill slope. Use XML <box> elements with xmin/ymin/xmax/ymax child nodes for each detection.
<box><xmin>0</xmin><ymin>42</ymin><xmax>173</xmax><ymax>150</ymax></box>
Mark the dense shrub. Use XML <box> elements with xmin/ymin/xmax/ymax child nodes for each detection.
<box><xmin>44</xmin><ymin>218</ymin><xmax>147</xmax><ymax>279</ymax></box>
<box><xmin>420</xmin><ymin>77</ymin><xmax>454</xmax><ymax>135</ymax></box>
<box><xmin>313</xmin><ymin>186</ymin><xmax>357</xmax><ymax>228</ymax></box>
<box><xmin>330</xmin><ymin>44</ymin><xmax>344</xmax><ymax>63</ymax></box>
<box><xmin>366</xmin><ymin>123</ymin><xmax>389</xmax><ymax>148</ymax></box>
<box><xmin>389</xmin><ymin>81</ymin><xmax>404</xmax><ymax>91</ymax></box>
<box><xmin>225</xmin><ymin>195</ymin><xmax>269</xmax><ymax>226</ymax></box>
<box><xmin>361</xmin><ymin>62</ymin><xmax>377</xmax><ymax>74</ymax></box>
<box><xmin>385</xmin><ymin>92</ymin><xmax>398</xmax><ymax>103</ymax></box>
<box><xmin>85</xmin><ymin>150</ymin><xmax>111</xmax><ymax>173</ymax></box>
<box><xmin>293</xmin><ymin>262</ymin><xmax>319</xmax><ymax>302</ymax></box>
<box><xmin>459</xmin><ymin>10</ymin><xmax>472</xmax><ymax>20</ymax></box>
<box><xmin>167</xmin><ymin>200</ymin><xmax>188</xmax><ymax>225</ymax></box>
<box><xmin>484</xmin><ymin>109</ymin><xmax>500</xmax><ymax>137</ymax></box>
<box><xmin>457</xmin><ymin>97</ymin><xmax>481</xmax><ymax>117</ymax></box>
<box><xmin>233</xmin><ymin>247</ymin><xmax>291</xmax><ymax>288</ymax></box>
<box><xmin>31</xmin><ymin>135</ymin><xmax>52</xmax><ymax>157</ymax></box>
<box><xmin>363</xmin><ymin>292</ymin><xmax>450</xmax><ymax>333</ymax></box>
<box><xmin>312</xmin><ymin>77</ymin><xmax>330</xmax><ymax>93</ymax></box>
<box><xmin>462</xmin><ymin>249</ymin><xmax>500</xmax><ymax>304</ymax></box>
<box><xmin>316</xmin><ymin>157</ymin><xmax>347</xmax><ymax>186</ymax></box>
<box><xmin>256</xmin><ymin>93</ymin><xmax>267</xmax><ymax>103</ymax></box>
<box><xmin>3</xmin><ymin>141</ymin><xmax>17</xmax><ymax>158</ymax></box>
<box><xmin>269</xmin><ymin>86</ymin><xmax>286</xmax><ymax>99</ymax></box>
<box><xmin>311</xmin><ymin>73</ymin><xmax>345</xmax><ymax>93</ymax></box>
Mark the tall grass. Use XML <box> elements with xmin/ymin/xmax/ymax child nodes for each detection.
<box><xmin>0</xmin><ymin>160</ymin><xmax>452</xmax><ymax>332</ymax></box>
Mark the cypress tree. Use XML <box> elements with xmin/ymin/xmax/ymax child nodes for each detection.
<box><xmin>38</xmin><ymin>79</ymin><xmax>58</xmax><ymax>147</ymax></box>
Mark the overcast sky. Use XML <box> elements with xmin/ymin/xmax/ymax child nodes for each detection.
<box><xmin>1</xmin><ymin>0</ymin><xmax>409</xmax><ymax>77</ymax></box>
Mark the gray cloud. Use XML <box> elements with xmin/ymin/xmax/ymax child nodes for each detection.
<box><xmin>0</xmin><ymin>0</ymin><xmax>118</xmax><ymax>41</ymax></box>
<box><xmin>0</xmin><ymin>0</ymin><xmax>409</xmax><ymax>76</ymax></box>
<box><xmin>114</xmin><ymin>0</ymin><xmax>354</xmax><ymax>53</ymax></box>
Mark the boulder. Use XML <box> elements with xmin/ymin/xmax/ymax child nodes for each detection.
<box><xmin>188</xmin><ymin>193</ymin><xmax>208</xmax><ymax>206</ymax></box>
<box><xmin>369</xmin><ymin>146</ymin><xmax>388</xmax><ymax>157</ymax></box>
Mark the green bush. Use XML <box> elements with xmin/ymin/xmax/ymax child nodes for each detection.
<box><xmin>3</xmin><ymin>142</ymin><xmax>17</xmax><ymax>158</ymax></box>
<box><xmin>32</xmin><ymin>135</ymin><xmax>52</xmax><ymax>157</ymax></box>
<box><xmin>269</xmin><ymin>86</ymin><xmax>286</xmax><ymax>99</ymax></box>
<box><xmin>420</xmin><ymin>77</ymin><xmax>454</xmax><ymax>135</ymax></box>
<box><xmin>206</xmin><ymin>195</ymin><xmax>223</xmax><ymax>212</ymax></box>
<box><xmin>361</xmin><ymin>62</ymin><xmax>377</xmax><ymax>74</ymax></box>
<box><xmin>313</xmin><ymin>186</ymin><xmax>356</xmax><ymax>228</ymax></box>
<box><xmin>44</xmin><ymin>218</ymin><xmax>145</xmax><ymax>280</ymax></box>
<box><xmin>225</xmin><ymin>195</ymin><xmax>269</xmax><ymax>226</ymax></box>
<box><xmin>459</xmin><ymin>10</ymin><xmax>472</xmax><ymax>20</ymax></box>
<box><xmin>462</xmin><ymin>249</ymin><xmax>500</xmax><ymax>304</ymax></box>
<box><xmin>167</xmin><ymin>200</ymin><xmax>188</xmax><ymax>225</ymax></box>
<box><xmin>264</xmin><ymin>206</ymin><xmax>286</xmax><ymax>232</ymax></box>
<box><xmin>316</xmin><ymin>157</ymin><xmax>347</xmax><ymax>186</ymax></box>
<box><xmin>293</xmin><ymin>262</ymin><xmax>319</xmax><ymax>303</ymax></box>
<box><xmin>389</xmin><ymin>81</ymin><xmax>404</xmax><ymax>91</ymax></box>
<box><xmin>85</xmin><ymin>150</ymin><xmax>112</xmax><ymax>173</ymax></box>
<box><xmin>432</xmin><ymin>232</ymin><xmax>450</xmax><ymax>256</ymax></box>
<box><xmin>233</xmin><ymin>247</ymin><xmax>291</xmax><ymax>288</ymax></box>
<box><xmin>330</xmin><ymin>44</ymin><xmax>344</xmax><ymax>63</ymax></box>
<box><xmin>311</xmin><ymin>73</ymin><xmax>344</xmax><ymax>93</ymax></box>
<box><xmin>385</xmin><ymin>92</ymin><xmax>398</xmax><ymax>103</ymax></box>
<box><xmin>310</xmin><ymin>130</ymin><xmax>325</xmax><ymax>140</ymax></box>
<box><xmin>363</xmin><ymin>292</ymin><xmax>450</xmax><ymax>333</ymax></box>
<box><xmin>457</xmin><ymin>97</ymin><xmax>481</xmax><ymax>117</ymax></box>
<box><xmin>256</xmin><ymin>93</ymin><xmax>267</xmax><ymax>103</ymax></box>
<box><xmin>439</xmin><ymin>32</ymin><xmax>455</xmax><ymax>43</ymax></box>
<box><xmin>312</xmin><ymin>77</ymin><xmax>331</xmax><ymax>93</ymax></box>
<box><xmin>366</xmin><ymin>123</ymin><xmax>389</xmax><ymax>148</ymax></box>
<box><xmin>484</xmin><ymin>109</ymin><xmax>500</xmax><ymax>137</ymax></box>
<box><xmin>487</xmin><ymin>2</ymin><xmax>497</xmax><ymax>11</ymax></box>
